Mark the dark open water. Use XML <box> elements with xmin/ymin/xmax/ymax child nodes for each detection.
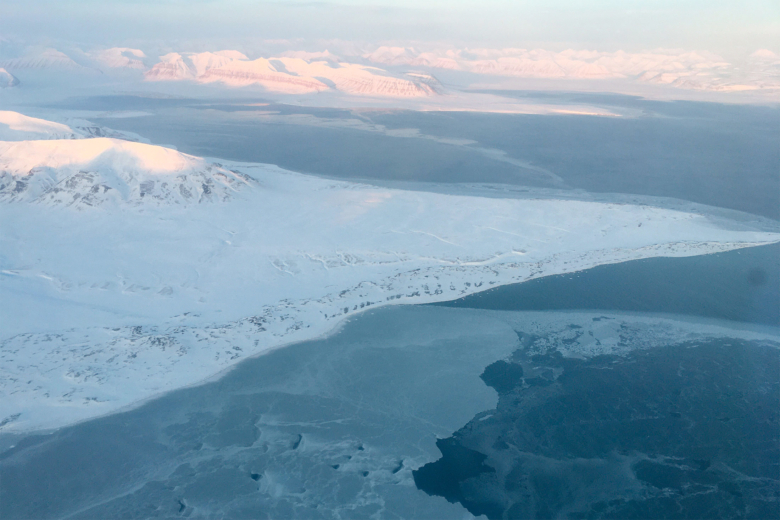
<box><xmin>51</xmin><ymin>91</ymin><xmax>780</xmax><ymax>219</ymax></box>
<box><xmin>1</xmin><ymin>243</ymin><xmax>777</xmax><ymax>519</ymax></box>
<box><xmin>2</xmin><ymin>92</ymin><xmax>776</xmax><ymax>518</ymax></box>
<box><xmin>439</xmin><ymin>242</ymin><xmax>780</xmax><ymax>327</ymax></box>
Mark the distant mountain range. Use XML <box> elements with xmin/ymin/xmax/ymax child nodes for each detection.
<box><xmin>144</xmin><ymin>51</ymin><xmax>439</xmax><ymax>96</ymax></box>
<box><xmin>364</xmin><ymin>46</ymin><xmax>780</xmax><ymax>93</ymax></box>
<box><xmin>0</xmin><ymin>45</ymin><xmax>778</xmax><ymax>96</ymax></box>
<box><xmin>0</xmin><ymin>48</ymin><xmax>86</xmax><ymax>70</ymax></box>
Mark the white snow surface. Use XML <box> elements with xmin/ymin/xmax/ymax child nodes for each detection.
<box><xmin>1</xmin><ymin>44</ymin><xmax>776</xmax><ymax>100</ymax></box>
<box><xmin>1</xmin><ymin>124</ymin><xmax>779</xmax><ymax>433</ymax></box>
<box><xmin>144</xmin><ymin>51</ymin><xmax>436</xmax><ymax>96</ymax></box>
<box><xmin>0</xmin><ymin>48</ymin><xmax>85</xmax><ymax>70</ymax></box>
<box><xmin>0</xmin><ymin>111</ymin><xmax>152</xmax><ymax>143</ymax></box>
<box><xmin>365</xmin><ymin>46</ymin><xmax>780</xmax><ymax>93</ymax></box>
<box><xmin>273</xmin><ymin>58</ymin><xmax>437</xmax><ymax>96</ymax></box>
<box><xmin>144</xmin><ymin>51</ymin><xmax>250</xmax><ymax>81</ymax></box>
<box><xmin>196</xmin><ymin>57</ymin><xmax>329</xmax><ymax>93</ymax></box>
<box><xmin>93</xmin><ymin>48</ymin><xmax>147</xmax><ymax>70</ymax></box>
<box><xmin>0</xmin><ymin>111</ymin><xmax>81</xmax><ymax>140</ymax></box>
<box><xmin>0</xmin><ymin>138</ymin><xmax>251</xmax><ymax>206</ymax></box>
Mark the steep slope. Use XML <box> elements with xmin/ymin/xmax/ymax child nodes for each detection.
<box><xmin>0</xmin><ymin>138</ymin><xmax>252</xmax><ymax>206</ymax></box>
<box><xmin>144</xmin><ymin>50</ymin><xmax>249</xmax><ymax>81</ymax></box>
<box><xmin>198</xmin><ymin>57</ymin><xmax>329</xmax><ymax>93</ymax></box>
<box><xmin>188</xmin><ymin>51</ymin><xmax>247</xmax><ymax>77</ymax></box>
<box><xmin>143</xmin><ymin>51</ymin><xmax>438</xmax><ymax>96</ymax></box>
<box><xmin>144</xmin><ymin>52</ymin><xmax>195</xmax><ymax>80</ymax></box>
<box><xmin>277</xmin><ymin>58</ymin><xmax>436</xmax><ymax>96</ymax></box>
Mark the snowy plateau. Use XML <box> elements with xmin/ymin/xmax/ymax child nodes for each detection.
<box><xmin>1</xmin><ymin>112</ymin><xmax>779</xmax><ymax>434</ymax></box>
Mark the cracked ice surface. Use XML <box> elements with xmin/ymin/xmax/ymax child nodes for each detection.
<box><xmin>1</xmin><ymin>161</ymin><xmax>779</xmax><ymax>433</ymax></box>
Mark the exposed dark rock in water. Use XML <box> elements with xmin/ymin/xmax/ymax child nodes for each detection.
<box><xmin>479</xmin><ymin>360</ymin><xmax>524</xmax><ymax>394</ymax></box>
<box><xmin>292</xmin><ymin>434</ymin><xmax>302</xmax><ymax>450</ymax></box>
<box><xmin>413</xmin><ymin>438</ymin><xmax>501</xmax><ymax>519</ymax></box>
<box><xmin>414</xmin><ymin>337</ymin><xmax>780</xmax><ymax>520</ymax></box>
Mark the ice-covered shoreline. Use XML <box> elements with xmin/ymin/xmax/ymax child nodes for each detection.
<box><xmin>2</xmin><ymin>238</ymin><xmax>778</xmax><ymax>434</ymax></box>
<box><xmin>2</xmin><ymin>122</ymin><xmax>779</xmax><ymax>433</ymax></box>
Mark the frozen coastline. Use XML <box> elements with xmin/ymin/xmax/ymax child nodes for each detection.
<box><xmin>1</xmin><ymin>119</ymin><xmax>779</xmax><ymax>433</ymax></box>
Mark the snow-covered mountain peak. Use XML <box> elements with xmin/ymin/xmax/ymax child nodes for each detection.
<box><xmin>145</xmin><ymin>51</ymin><xmax>249</xmax><ymax>81</ymax></box>
<box><xmin>93</xmin><ymin>47</ymin><xmax>147</xmax><ymax>70</ymax></box>
<box><xmin>3</xmin><ymin>138</ymin><xmax>198</xmax><ymax>172</ymax></box>
<box><xmin>0</xmin><ymin>111</ymin><xmax>148</xmax><ymax>142</ymax></box>
<box><xmin>187</xmin><ymin>51</ymin><xmax>245</xmax><ymax>77</ymax></box>
<box><xmin>271</xmin><ymin>58</ymin><xmax>437</xmax><ymax>96</ymax></box>
<box><xmin>144</xmin><ymin>50</ymin><xmax>437</xmax><ymax>96</ymax></box>
<box><xmin>144</xmin><ymin>52</ymin><xmax>196</xmax><ymax>80</ymax></box>
<box><xmin>280</xmin><ymin>50</ymin><xmax>339</xmax><ymax>62</ymax></box>
<box><xmin>0</xmin><ymin>138</ymin><xmax>252</xmax><ymax>207</ymax></box>
<box><xmin>0</xmin><ymin>48</ymin><xmax>84</xmax><ymax>70</ymax></box>
<box><xmin>212</xmin><ymin>50</ymin><xmax>248</xmax><ymax>60</ymax></box>
<box><xmin>197</xmin><ymin>57</ymin><xmax>330</xmax><ymax>93</ymax></box>
<box><xmin>363</xmin><ymin>46</ymin><xmax>418</xmax><ymax>65</ymax></box>
<box><xmin>0</xmin><ymin>111</ymin><xmax>82</xmax><ymax>140</ymax></box>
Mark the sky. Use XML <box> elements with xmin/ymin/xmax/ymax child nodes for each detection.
<box><xmin>1</xmin><ymin>0</ymin><xmax>778</xmax><ymax>59</ymax></box>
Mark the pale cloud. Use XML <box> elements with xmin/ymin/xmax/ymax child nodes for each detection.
<box><xmin>0</xmin><ymin>0</ymin><xmax>777</xmax><ymax>60</ymax></box>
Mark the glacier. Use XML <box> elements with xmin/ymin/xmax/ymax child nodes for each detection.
<box><xmin>1</xmin><ymin>112</ymin><xmax>779</xmax><ymax>434</ymax></box>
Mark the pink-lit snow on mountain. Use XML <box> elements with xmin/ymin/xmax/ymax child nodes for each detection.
<box><xmin>275</xmin><ymin>58</ymin><xmax>436</xmax><ymax>96</ymax></box>
<box><xmin>364</xmin><ymin>46</ymin><xmax>780</xmax><ymax>93</ymax></box>
<box><xmin>144</xmin><ymin>51</ymin><xmax>436</xmax><ymax>96</ymax></box>
<box><xmin>197</xmin><ymin>57</ymin><xmax>329</xmax><ymax>93</ymax></box>
<box><xmin>144</xmin><ymin>52</ymin><xmax>197</xmax><ymax>80</ymax></box>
